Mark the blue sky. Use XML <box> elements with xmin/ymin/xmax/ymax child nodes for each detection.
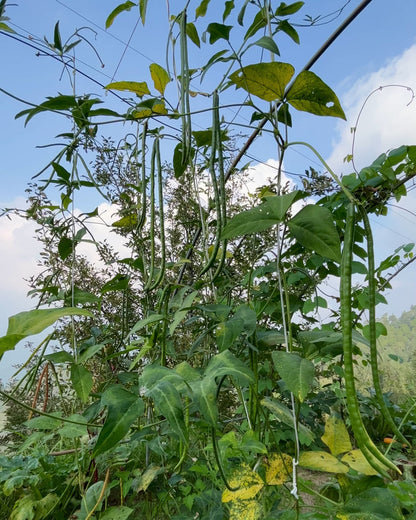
<box><xmin>1</xmin><ymin>0</ymin><xmax>416</xmax><ymax>380</ymax></box>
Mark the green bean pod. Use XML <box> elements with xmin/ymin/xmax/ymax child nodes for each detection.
<box><xmin>359</xmin><ymin>206</ymin><xmax>408</xmax><ymax>445</ymax></box>
<box><xmin>341</xmin><ymin>203</ymin><xmax>399</xmax><ymax>476</ymax></box>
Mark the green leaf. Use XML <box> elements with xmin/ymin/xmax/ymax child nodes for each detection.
<box><xmin>106</xmin><ymin>1</ymin><xmax>137</xmax><ymax>29</ymax></box>
<box><xmin>141</xmin><ymin>364</ymin><xmax>185</xmax><ymax>390</ymax></box>
<box><xmin>252</xmin><ymin>35</ymin><xmax>280</xmax><ymax>55</ymax></box>
<box><xmin>206</xmin><ymin>23</ymin><xmax>232</xmax><ymax>44</ymax></box>
<box><xmin>288</xmin><ymin>204</ymin><xmax>341</xmax><ymax>262</ymax></box>
<box><xmin>169</xmin><ymin>291</ymin><xmax>198</xmax><ymax>335</ymax></box>
<box><xmin>25</xmin><ymin>412</ymin><xmax>62</xmax><ymax>430</ymax></box>
<box><xmin>275</xmin><ymin>1</ymin><xmax>304</xmax><ymax>16</ymax></box>
<box><xmin>299</xmin><ymin>451</ymin><xmax>349</xmax><ymax>473</ymax></box>
<box><xmin>93</xmin><ymin>386</ymin><xmax>144</xmax><ymax>456</ymax></box>
<box><xmin>0</xmin><ymin>308</ymin><xmax>92</xmax><ymax>358</ymax></box>
<box><xmin>78</xmin><ymin>343</ymin><xmax>105</xmax><ymax>364</ymax></box>
<box><xmin>287</xmin><ymin>71</ymin><xmax>346</xmax><ymax>119</ymax></box>
<box><xmin>53</xmin><ymin>21</ymin><xmax>63</xmax><ymax>52</ymax></box>
<box><xmin>139</xmin><ymin>0</ymin><xmax>148</xmax><ymax>24</ymax></box>
<box><xmin>71</xmin><ymin>364</ymin><xmax>93</xmax><ymax>403</ymax></box>
<box><xmin>205</xmin><ymin>350</ymin><xmax>254</xmax><ymax>386</ymax></box>
<box><xmin>147</xmin><ymin>380</ymin><xmax>188</xmax><ymax>443</ymax></box>
<box><xmin>222</xmin><ymin>191</ymin><xmax>302</xmax><ymax>239</ymax></box>
<box><xmin>0</xmin><ymin>22</ymin><xmax>15</xmax><ymax>33</ymax></box>
<box><xmin>58</xmin><ymin>236</ymin><xmax>73</xmax><ymax>260</ymax></box>
<box><xmin>186</xmin><ymin>22</ymin><xmax>200</xmax><ymax>47</ymax></box>
<box><xmin>15</xmin><ymin>95</ymin><xmax>78</xmax><ymax>126</ymax></box>
<box><xmin>190</xmin><ymin>377</ymin><xmax>218</xmax><ymax>426</ymax></box>
<box><xmin>223</xmin><ymin>1</ymin><xmax>234</xmax><ymax>21</ymax></box>
<box><xmin>340</xmin><ymin>487</ymin><xmax>403</xmax><ymax>520</ymax></box>
<box><xmin>44</xmin><ymin>351</ymin><xmax>74</xmax><ymax>363</ymax></box>
<box><xmin>229</xmin><ymin>62</ymin><xmax>294</xmax><ymax>101</ymax></box>
<box><xmin>321</xmin><ymin>416</ymin><xmax>352</xmax><ymax>456</ymax></box>
<box><xmin>59</xmin><ymin>414</ymin><xmax>88</xmax><ymax>438</ymax></box>
<box><xmin>261</xmin><ymin>397</ymin><xmax>314</xmax><ymax>445</ymax></box>
<box><xmin>112</xmin><ymin>214</ymin><xmax>138</xmax><ymax>228</ymax></box>
<box><xmin>272</xmin><ymin>351</ymin><xmax>314</xmax><ymax>402</ymax></box>
<box><xmin>149</xmin><ymin>63</ymin><xmax>170</xmax><ymax>95</ymax></box>
<box><xmin>196</xmin><ymin>0</ymin><xmax>210</xmax><ymax>18</ymax></box>
<box><xmin>128</xmin><ymin>313</ymin><xmax>165</xmax><ymax>337</ymax></box>
<box><xmin>278</xmin><ymin>19</ymin><xmax>299</xmax><ymax>44</ymax></box>
<box><xmin>100</xmin><ymin>506</ymin><xmax>134</xmax><ymax>520</ymax></box>
<box><xmin>105</xmin><ymin>81</ymin><xmax>150</xmax><ymax>97</ymax></box>
<box><xmin>78</xmin><ymin>481</ymin><xmax>110</xmax><ymax>520</ymax></box>
<box><xmin>101</xmin><ymin>273</ymin><xmax>130</xmax><ymax>293</ymax></box>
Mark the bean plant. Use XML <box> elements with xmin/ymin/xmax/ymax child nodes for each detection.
<box><xmin>1</xmin><ymin>1</ymin><xmax>416</xmax><ymax>519</ymax></box>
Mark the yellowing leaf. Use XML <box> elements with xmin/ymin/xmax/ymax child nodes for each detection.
<box><xmin>321</xmin><ymin>416</ymin><xmax>352</xmax><ymax>456</ymax></box>
<box><xmin>112</xmin><ymin>214</ymin><xmax>138</xmax><ymax>228</ymax></box>
<box><xmin>265</xmin><ymin>453</ymin><xmax>292</xmax><ymax>485</ymax></box>
<box><xmin>229</xmin><ymin>62</ymin><xmax>294</xmax><ymax>102</ymax></box>
<box><xmin>341</xmin><ymin>450</ymin><xmax>379</xmax><ymax>476</ymax></box>
<box><xmin>105</xmin><ymin>81</ymin><xmax>150</xmax><ymax>97</ymax></box>
<box><xmin>229</xmin><ymin>499</ymin><xmax>262</xmax><ymax>520</ymax></box>
<box><xmin>222</xmin><ymin>463</ymin><xmax>264</xmax><ymax>503</ymax></box>
<box><xmin>149</xmin><ymin>63</ymin><xmax>171</xmax><ymax>95</ymax></box>
<box><xmin>137</xmin><ymin>465</ymin><xmax>164</xmax><ymax>492</ymax></box>
<box><xmin>299</xmin><ymin>451</ymin><xmax>349</xmax><ymax>473</ymax></box>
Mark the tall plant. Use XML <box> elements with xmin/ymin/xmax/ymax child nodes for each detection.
<box><xmin>1</xmin><ymin>1</ymin><xmax>416</xmax><ymax>519</ymax></box>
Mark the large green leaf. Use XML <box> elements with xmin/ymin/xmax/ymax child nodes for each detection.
<box><xmin>261</xmin><ymin>397</ymin><xmax>314</xmax><ymax>445</ymax></box>
<box><xmin>288</xmin><ymin>204</ymin><xmax>341</xmax><ymax>262</ymax></box>
<box><xmin>100</xmin><ymin>506</ymin><xmax>134</xmax><ymax>520</ymax></box>
<box><xmin>340</xmin><ymin>487</ymin><xmax>403</xmax><ymax>520</ymax></box>
<box><xmin>229</xmin><ymin>62</ymin><xmax>294</xmax><ymax>101</ymax></box>
<box><xmin>205</xmin><ymin>350</ymin><xmax>254</xmax><ymax>385</ymax></box>
<box><xmin>77</xmin><ymin>481</ymin><xmax>110</xmax><ymax>520</ymax></box>
<box><xmin>215</xmin><ymin>318</ymin><xmax>244</xmax><ymax>351</ymax></box>
<box><xmin>141</xmin><ymin>364</ymin><xmax>185</xmax><ymax>391</ymax></box>
<box><xmin>287</xmin><ymin>71</ymin><xmax>346</xmax><ymax>119</ymax></box>
<box><xmin>222</xmin><ymin>191</ymin><xmax>302</xmax><ymax>239</ymax></box>
<box><xmin>147</xmin><ymin>380</ymin><xmax>188</xmax><ymax>443</ymax></box>
<box><xmin>272</xmin><ymin>351</ymin><xmax>314</xmax><ymax>402</ymax></box>
<box><xmin>71</xmin><ymin>364</ymin><xmax>93</xmax><ymax>403</ymax></box>
<box><xmin>191</xmin><ymin>376</ymin><xmax>218</xmax><ymax>426</ymax></box>
<box><xmin>93</xmin><ymin>386</ymin><xmax>144</xmax><ymax>456</ymax></box>
<box><xmin>0</xmin><ymin>308</ymin><xmax>92</xmax><ymax>358</ymax></box>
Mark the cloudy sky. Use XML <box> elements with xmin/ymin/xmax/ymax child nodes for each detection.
<box><xmin>1</xmin><ymin>0</ymin><xmax>416</xmax><ymax>380</ymax></box>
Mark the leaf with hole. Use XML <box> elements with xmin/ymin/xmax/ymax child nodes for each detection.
<box><xmin>299</xmin><ymin>451</ymin><xmax>349</xmax><ymax>473</ymax></box>
<box><xmin>287</xmin><ymin>71</ymin><xmax>346</xmax><ymax>119</ymax></box>
<box><xmin>222</xmin><ymin>191</ymin><xmax>303</xmax><ymax>239</ymax></box>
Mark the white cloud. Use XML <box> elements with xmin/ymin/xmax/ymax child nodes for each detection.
<box><xmin>328</xmin><ymin>44</ymin><xmax>416</xmax><ymax>175</ymax></box>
